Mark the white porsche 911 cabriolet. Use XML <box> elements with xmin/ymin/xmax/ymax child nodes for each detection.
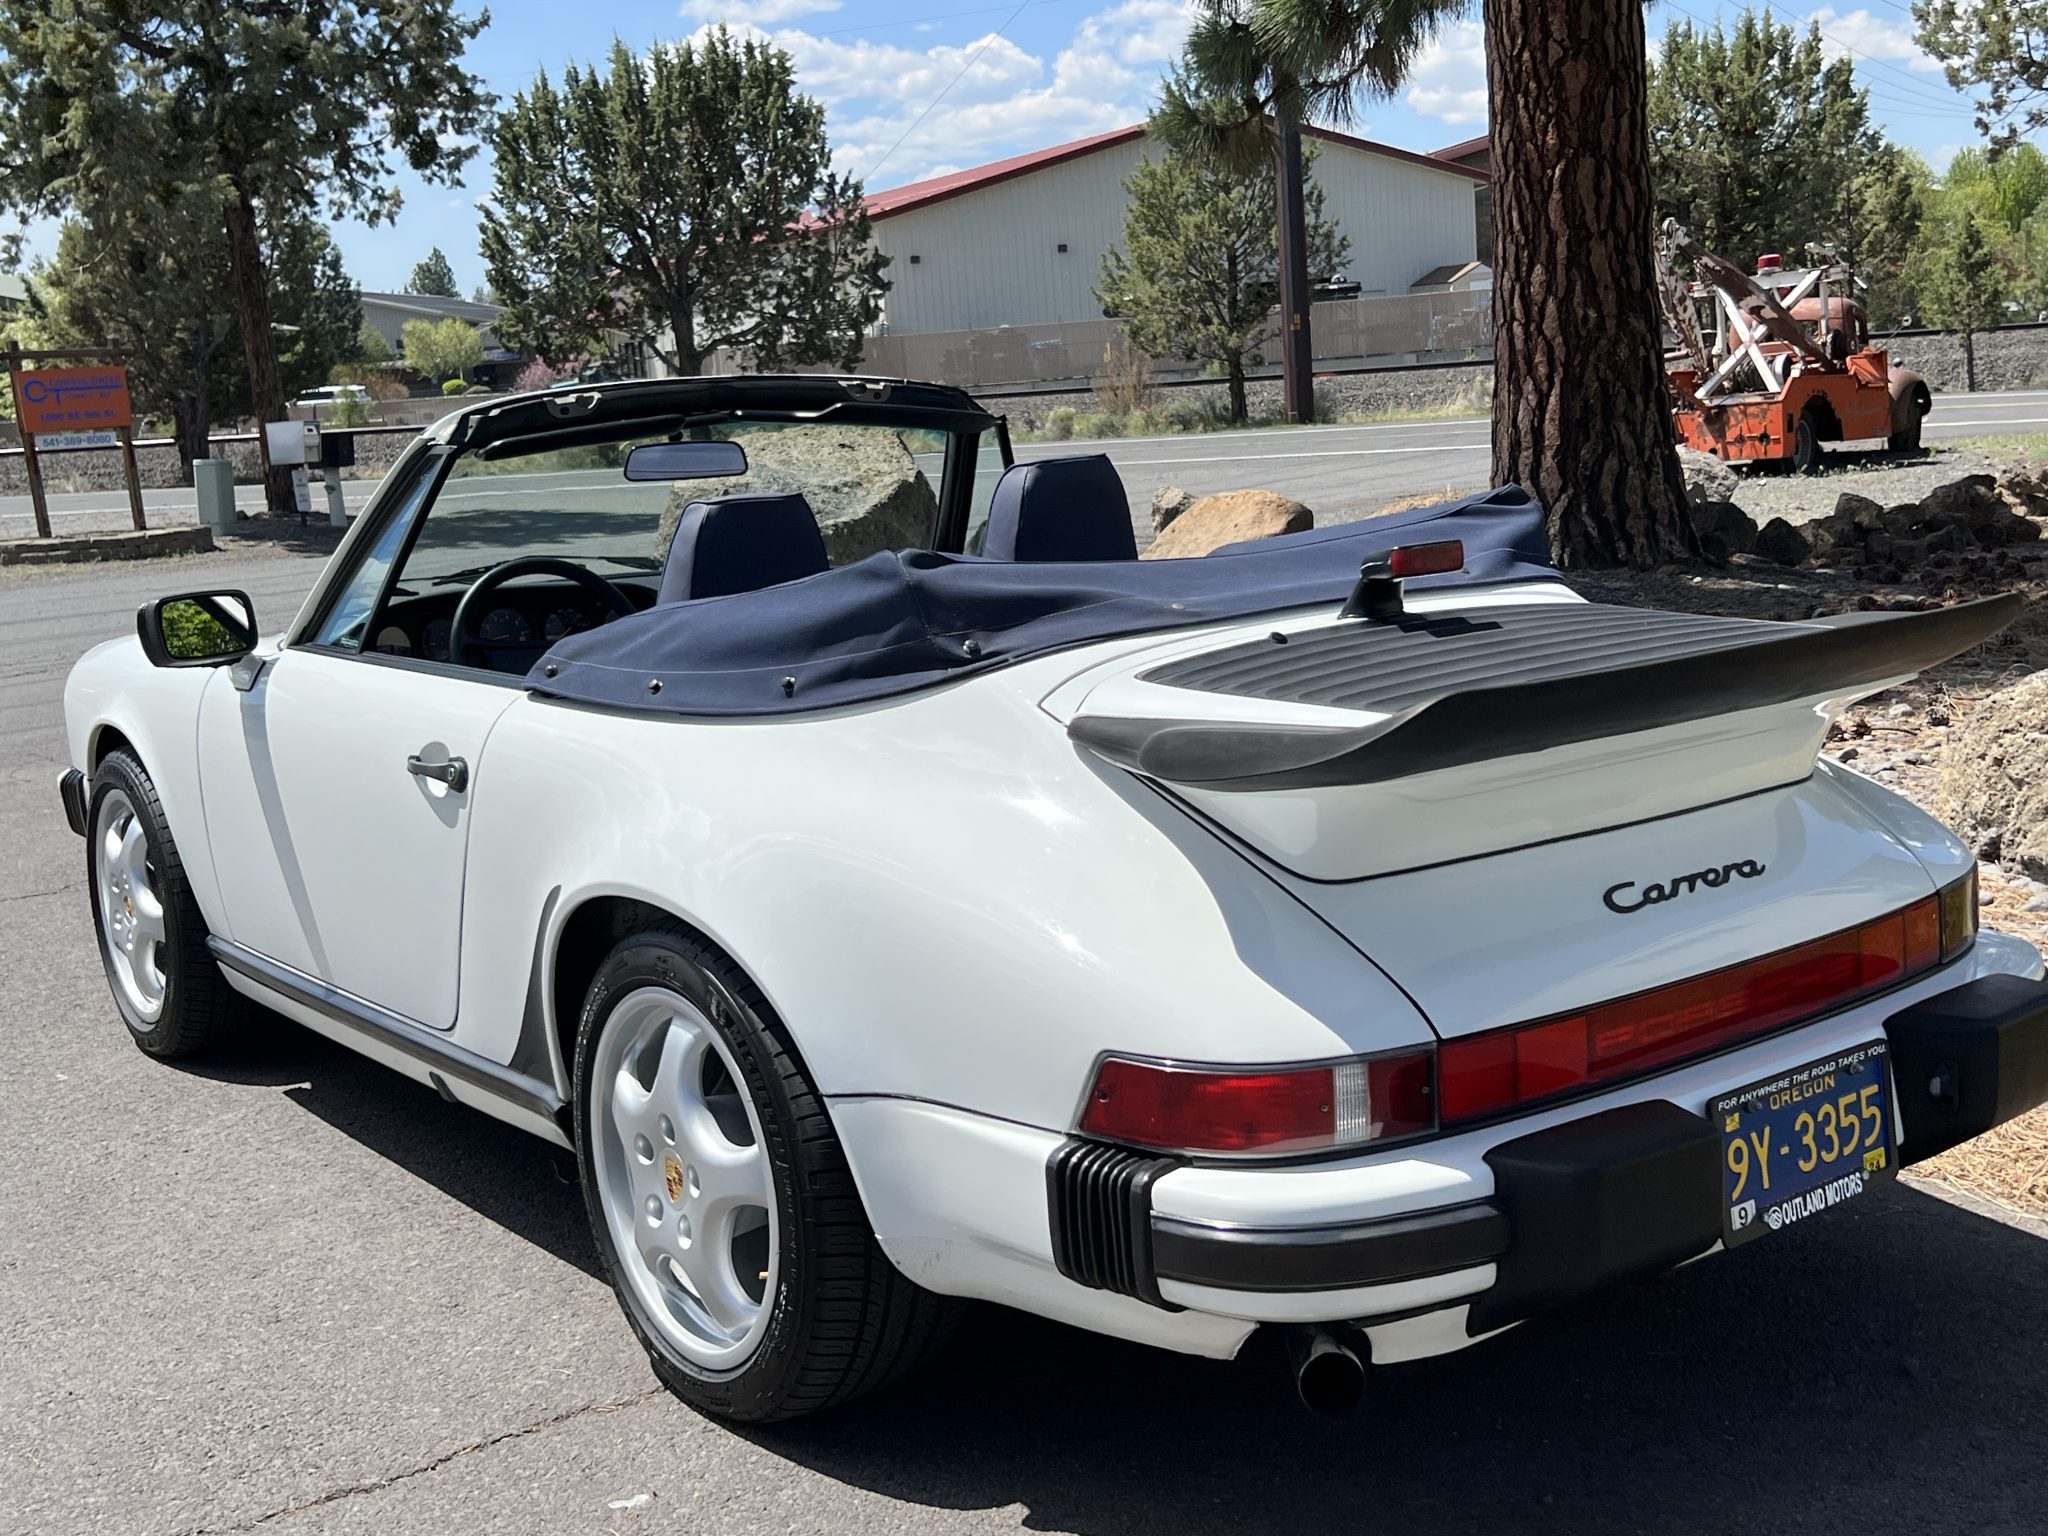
<box><xmin>61</xmin><ymin>376</ymin><xmax>2048</xmax><ymax>1422</ymax></box>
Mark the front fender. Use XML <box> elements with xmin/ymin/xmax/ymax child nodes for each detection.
<box><xmin>63</xmin><ymin>635</ymin><xmax>229</xmax><ymax>930</ymax></box>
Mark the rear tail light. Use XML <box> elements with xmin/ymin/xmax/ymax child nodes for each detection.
<box><xmin>1081</xmin><ymin>883</ymin><xmax>1977</xmax><ymax>1157</ymax></box>
<box><xmin>1939</xmin><ymin>865</ymin><xmax>1978</xmax><ymax>962</ymax></box>
<box><xmin>1437</xmin><ymin>895</ymin><xmax>1946</xmax><ymax>1127</ymax></box>
<box><xmin>1079</xmin><ymin>1050</ymin><xmax>1434</xmax><ymax>1156</ymax></box>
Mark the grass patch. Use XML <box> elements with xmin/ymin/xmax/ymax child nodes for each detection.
<box><xmin>1935</xmin><ymin>432</ymin><xmax>2048</xmax><ymax>463</ymax></box>
<box><xmin>1013</xmin><ymin>384</ymin><xmax>1489</xmax><ymax>443</ymax></box>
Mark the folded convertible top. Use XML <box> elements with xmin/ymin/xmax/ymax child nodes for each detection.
<box><xmin>526</xmin><ymin>485</ymin><xmax>1557</xmax><ymax>716</ymax></box>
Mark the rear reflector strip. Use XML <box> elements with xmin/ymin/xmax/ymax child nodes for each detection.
<box><xmin>1438</xmin><ymin>895</ymin><xmax>1945</xmax><ymax>1126</ymax></box>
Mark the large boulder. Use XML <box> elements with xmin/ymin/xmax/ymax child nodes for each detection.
<box><xmin>1936</xmin><ymin>671</ymin><xmax>2048</xmax><ymax>878</ymax></box>
<box><xmin>1690</xmin><ymin>499</ymin><xmax>1759</xmax><ymax>561</ymax></box>
<box><xmin>1143</xmin><ymin>488</ymin><xmax>1313</xmax><ymax>559</ymax></box>
<box><xmin>1151</xmin><ymin>484</ymin><xmax>1196</xmax><ymax>534</ymax></box>
<box><xmin>1676</xmin><ymin>445</ymin><xmax>1738</xmax><ymax>508</ymax></box>
<box><xmin>655</xmin><ymin>426</ymin><xmax>939</xmax><ymax>567</ymax></box>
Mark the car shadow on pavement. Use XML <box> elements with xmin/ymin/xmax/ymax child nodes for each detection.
<box><xmin>171</xmin><ymin>1013</ymin><xmax>600</xmax><ymax>1279</ymax></box>
<box><xmin>746</xmin><ymin>1182</ymin><xmax>2048</xmax><ymax>1536</ymax></box>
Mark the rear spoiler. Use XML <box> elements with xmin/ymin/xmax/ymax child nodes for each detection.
<box><xmin>1068</xmin><ymin>594</ymin><xmax>2019</xmax><ymax>792</ymax></box>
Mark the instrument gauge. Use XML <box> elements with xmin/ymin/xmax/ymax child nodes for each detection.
<box><xmin>544</xmin><ymin>607</ymin><xmax>591</xmax><ymax>643</ymax></box>
<box><xmin>479</xmin><ymin>606</ymin><xmax>534</xmax><ymax>647</ymax></box>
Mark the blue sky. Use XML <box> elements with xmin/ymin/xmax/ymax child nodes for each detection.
<box><xmin>12</xmin><ymin>1</ymin><xmax>2016</xmax><ymax>296</ymax></box>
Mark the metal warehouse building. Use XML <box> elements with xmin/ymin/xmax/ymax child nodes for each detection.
<box><xmin>860</xmin><ymin>123</ymin><xmax>1489</xmax><ymax>335</ymax></box>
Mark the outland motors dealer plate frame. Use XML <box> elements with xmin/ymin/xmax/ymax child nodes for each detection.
<box><xmin>1712</xmin><ymin>1042</ymin><xmax>1897</xmax><ymax>1247</ymax></box>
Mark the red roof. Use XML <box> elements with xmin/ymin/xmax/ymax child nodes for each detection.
<box><xmin>862</xmin><ymin>122</ymin><xmax>1487</xmax><ymax>222</ymax></box>
<box><xmin>1432</xmin><ymin>133</ymin><xmax>1490</xmax><ymax>164</ymax></box>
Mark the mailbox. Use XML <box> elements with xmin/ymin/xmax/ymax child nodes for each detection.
<box><xmin>264</xmin><ymin>418</ymin><xmax>320</xmax><ymax>467</ymax></box>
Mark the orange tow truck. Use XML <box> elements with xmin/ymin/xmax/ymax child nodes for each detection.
<box><xmin>1656</xmin><ymin>221</ymin><xmax>1930</xmax><ymax>473</ymax></box>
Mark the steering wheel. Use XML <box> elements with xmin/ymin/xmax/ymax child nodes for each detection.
<box><xmin>449</xmin><ymin>557</ymin><xmax>637</xmax><ymax>667</ymax></box>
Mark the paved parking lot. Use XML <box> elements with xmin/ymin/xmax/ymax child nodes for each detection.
<box><xmin>5</xmin><ymin>548</ymin><xmax>2048</xmax><ymax>1534</ymax></box>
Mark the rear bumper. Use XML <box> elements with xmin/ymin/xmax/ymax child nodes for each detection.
<box><xmin>59</xmin><ymin>769</ymin><xmax>87</xmax><ymax>837</ymax></box>
<box><xmin>1053</xmin><ymin>966</ymin><xmax>2048</xmax><ymax>1331</ymax></box>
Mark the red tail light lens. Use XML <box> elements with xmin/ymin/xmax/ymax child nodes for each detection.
<box><xmin>1080</xmin><ymin>1051</ymin><xmax>1434</xmax><ymax>1155</ymax></box>
<box><xmin>1438</xmin><ymin>895</ymin><xmax>1945</xmax><ymax>1126</ymax></box>
<box><xmin>1387</xmin><ymin>539</ymin><xmax>1464</xmax><ymax>578</ymax></box>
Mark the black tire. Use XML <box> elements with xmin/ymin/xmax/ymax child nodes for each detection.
<box><xmin>1890</xmin><ymin>400</ymin><xmax>1924</xmax><ymax>453</ymax></box>
<box><xmin>572</xmin><ymin>920</ymin><xmax>963</xmax><ymax>1422</ymax></box>
<box><xmin>1792</xmin><ymin>412</ymin><xmax>1825</xmax><ymax>474</ymax></box>
<box><xmin>86</xmin><ymin>749</ymin><xmax>248</xmax><ymax>1058</ymax></box>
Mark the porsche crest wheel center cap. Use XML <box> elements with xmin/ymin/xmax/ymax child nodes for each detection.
<box><xmin>662</xmin><ymin>1152</ymin><xmax>686</xmax><ymax>1203</ymax></box>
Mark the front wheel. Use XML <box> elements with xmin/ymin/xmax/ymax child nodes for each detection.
<box><xmin>573</xmin><ymin>921</ymin><xmax>961</xmax><ymax>1421</ymax></box>
<box><xmin>1890</xmin><ymin>399</ymin><xmax>1924</xmax><ymax>452</ymax></box>
<box><xmin>87</xmin><ymin>749</ymin><xmax>247</xmax><ymax>1057</ymax></box>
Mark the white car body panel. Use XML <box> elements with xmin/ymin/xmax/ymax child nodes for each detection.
<box><xmin>198</xmin><ymin>648</ymin><xmax>517</xmax><ymax>1027</ymax></box>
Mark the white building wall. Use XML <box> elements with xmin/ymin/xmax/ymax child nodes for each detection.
<box><xmin>869</xmin><ymin>134</ymin><xmax>1480</xmax><ymax>335</ymax></box>
<box><xmin>1307</xmin><ymin>149</ymin><xmax>1480</xmax><ymax>297</ymax></box>
<box><xmin>871</xmin><ymin>139</ymin><xmax>1149</xmax><ymax>335</ymax></box>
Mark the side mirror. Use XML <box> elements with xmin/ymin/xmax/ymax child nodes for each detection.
<box><xmin>137</xmin><ymin>591</ymin><xmax>257</xmax><ymax>669</ymax></box>
<box><xmin>623</xmin><ymin>439</ymin><xmax>748</xmax><ymax>481</ymax></box>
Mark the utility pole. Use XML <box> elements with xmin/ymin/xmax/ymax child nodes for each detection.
<box><xmin>1272</xmin><ymin>102</ymin><xmax>1316</xmax><ymax>424</ymax></box>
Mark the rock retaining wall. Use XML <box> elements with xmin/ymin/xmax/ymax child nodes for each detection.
<box><xmin>0</xmin><ymin>431</ymin><xmax>415</xmax><ymax>499</ymax></box>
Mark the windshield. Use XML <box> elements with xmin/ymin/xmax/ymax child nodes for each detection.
<box><xmin>389</xmin><ymin>419</ymin><xmax>953</xmax><ymax>589</ymax></box>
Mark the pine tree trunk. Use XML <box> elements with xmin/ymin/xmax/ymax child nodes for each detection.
<box><xmin>222</xmin><ymin>194</ymin><xmax>292</xmax><ymax>514</ymax></box>
<box><xmin>1484</xmin><ymin>0</ymin><xmax>1695</xmax><ymax>568</ymax></box>
<box><xmin>1962</xmin><ymin>331</ymin><xmax>1977</xmax><ymax>392</ymax></box>
<box><xmin>1272</xmin><ymin>97</ymin><xmax>1315</xmax><ymax>425</ymax></box>
<box><xmin>1227</xmin><ymin>354</ymin><xmax>1248</xmax><ymax>422</ymax></box>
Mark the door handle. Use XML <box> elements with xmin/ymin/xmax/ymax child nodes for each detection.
<box><xmin>406</xmin><ymin>753</ymin><xmax>469</xmax><ymax>793</ymax></box>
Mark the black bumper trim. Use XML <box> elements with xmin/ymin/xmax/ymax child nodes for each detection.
<box><xmin>59</xmin><ymin>769</ymin><xmax>88</xmax><ymax>837</ymax></box>
<box><xmin>1151</xmin><ymin>1202</ymin><xmax>1508</xmax><ymax>1294</ymax></box>
<box><xmin>1885</xmin><ymin>971</ymin><xmax>2048</xmax><ymax>1164</ymax></box>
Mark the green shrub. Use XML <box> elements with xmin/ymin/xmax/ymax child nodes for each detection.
<box><xmin>1163</xmin><ymin>393</ymin><xmax>1236</xmax><ymax>433</ymax></box>
<box><xmin>1039</xmin><ymin>407</ymin><xmax>1077</xmax><ymax>441</ymax></box>
<box><xmin>1070</xmin><ymin>410</ymin><xmax>1122</xmax><ymax>439</ymax></box>
<box><xmin>442</xmin><ymin>377</ymin><xmax>468</xmax><ymax>396</ymax></box>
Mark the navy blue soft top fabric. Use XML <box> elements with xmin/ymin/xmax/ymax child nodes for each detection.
<box><xmin>527</xmin><ymin>485</ymin><xmax>1557</xmax><ymax>717</ymax></box>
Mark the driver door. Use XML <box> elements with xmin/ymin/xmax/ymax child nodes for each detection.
<box><xmin>198</xmin><ymin>648</ymin><xmax>514</xmax><ymax>1029</ymax></box>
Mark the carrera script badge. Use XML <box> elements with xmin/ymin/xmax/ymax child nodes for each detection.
<box><xmin>1604</xmin><ymin>859</ymin><xmax>1767</xmax><ymax>914</ymax></box>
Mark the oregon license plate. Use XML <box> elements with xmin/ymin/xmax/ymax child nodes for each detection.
<box><xmin>1711</xmin><ymin>1042</ymin><xmax>1896</xmax><ymax>1247</ymax></box>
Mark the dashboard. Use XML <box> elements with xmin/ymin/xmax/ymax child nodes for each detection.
<box><xmin>370</xmin><ymin>577</ymin><xmax>657</xmax><ymax>673</ymax></box>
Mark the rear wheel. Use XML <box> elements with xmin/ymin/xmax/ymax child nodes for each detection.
<box><xmin>1792</xmin><ymin>411</ymin><xmax>1825</xmax><ymax>474</ymax></box>
<box><xmin>87</xmin><ymin>750</ymin><xmax>247</xmax><ymax>1058</ymax></box>
<box><xmin>573</xmin><ymin>921</ymin><xmax>962</xmax><ymax>1421</ymax></box>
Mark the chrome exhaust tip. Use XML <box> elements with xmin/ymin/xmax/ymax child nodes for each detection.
<box><xmin>1286</xmin><ymin>1326</ymin><xmax>1367</xmax><ymax>1415</ymax></box>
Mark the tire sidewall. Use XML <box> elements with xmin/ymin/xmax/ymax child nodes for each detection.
<box><xmin>572</xmin><ymin>933</ymin><xmax>808</xmax><ymax>1420</ymax></box>
<box><xmin>87</xmin><ymin>753</ymin><xmax>191</xmax><ymax>1050</ymax></box>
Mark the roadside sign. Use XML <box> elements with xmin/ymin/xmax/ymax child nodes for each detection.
<box><xmin>10</xmin><ymin>365</ymin><xmax>135</xmax><ymax>434</ymax></box>
<box><xmin>31</xmin><ymin>428</ymin><xmax>122</xmax><ymax>451</ymax></box>
<box><xmin>4</xmin><ymin>347</ymin><xmax>147</xmax><ymax>539</ymax></box>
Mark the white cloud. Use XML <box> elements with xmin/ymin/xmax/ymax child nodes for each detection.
<box><xmin>1808</xmin><ymin>8</ymin><xmax>1943</xmax><ymax>72</ymax></box>
<box><xmin>680</xmin><ymin>0</ymin><xmax>839</xmax><ymax>23</ymax></box>
<box><xmin>1402</xmin><ymin>19</ymin><xmax>1486</xmax><ymax>128</ymax></box>
<box><xmin>695</xmin><ymin>1</ymin><xmax>1197</xmax><ymax>188</ymax></box>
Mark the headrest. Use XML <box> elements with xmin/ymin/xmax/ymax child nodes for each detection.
<box><xmin>658</xmin><ymin>493</ymin><xmax>829</xmax><ymax>603</ymax></box>
<box><xmin>981</xmin><ymin>454</ymin><xmax>1137</xmax><ymax>562</ymax></box>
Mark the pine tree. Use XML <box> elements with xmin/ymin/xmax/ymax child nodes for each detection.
<box><xmin>481</xmin><ymin>30</ymin><xmax>887</xmax><ymax>374</ymax></box>
<box><xmin>1099</xmin><ymin>144</ymin><xmax>1347</xmax><ymax>422</ymax></box>
<box><xmin>407</xmin><ymin>248</ymin><xmax>461</xmax><ymax>298</ymax></box>
<box><xmin>0</xmin><ymin>1</ymin><xmax>489</xmax><ymax>510</ymax></box>
<box><xmin>1924</xmin><ymin>213</ymin><xmax>2013</xmax><ymax>391</ymax></box>
<box><xmin>1487</xmin><ymin>0</ymin><xmax>1695</xmax><ymax>567</ymax></box>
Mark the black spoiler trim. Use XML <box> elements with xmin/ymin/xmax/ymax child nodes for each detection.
<box><xmin>1068</xmin><ymin>594</ymin><xmax>2020</xmax><ymax>791</ymax></box>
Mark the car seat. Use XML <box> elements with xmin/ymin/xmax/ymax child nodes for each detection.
<box><xmin>979</xmin><ymin>454</ymin><xmax>1138</xmax><ymax>562</ymax></box>
<box><xmin>658</xmin><ymin>493</ymin><xmax>829</xmax><ymax>602</ymax></box>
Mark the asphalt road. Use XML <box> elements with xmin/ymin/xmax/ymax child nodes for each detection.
<box><xmin>10</xmin><ymin>386</ymin><xmax>2048</xmax><ymax>543</ymax></box>
<box><xmin>5</xmin><ymin>553</ymin><xmax>2048</xmax><ymax>1533</ymax></box>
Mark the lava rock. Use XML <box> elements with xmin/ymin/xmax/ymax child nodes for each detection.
<box><xmin>1754</xmin><ymin>516</ymin><xmax>1814</xmax><ymax>565</ymax></box>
